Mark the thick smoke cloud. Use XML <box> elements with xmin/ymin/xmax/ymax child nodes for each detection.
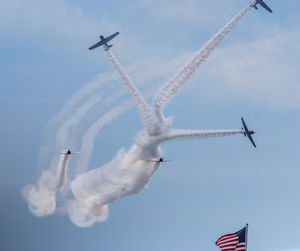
<box><xmin>22</xmin><ymin>153</ymin><xmax>70</xmax><ymax>216</ymax></box>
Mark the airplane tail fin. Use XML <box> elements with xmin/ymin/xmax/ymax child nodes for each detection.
<box><xmin>254</xmin><ymin>0</ymin><xmax>273</xmax><ymax>13</ymax></box>
<box><xmin>104</xmin><ymin>44</ymin><xmax>113</xmax><ymax>51</ymax></box>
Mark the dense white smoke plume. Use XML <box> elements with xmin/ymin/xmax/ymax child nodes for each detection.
<box><xmin>23</xmin><ymin>2</ymin><xmax>253</xmax><ymax>227</ymax></box>
<box><xmin>22</xmin><ymin>153</ymin><xmax>70</xmax><ymax>216</ymax></box>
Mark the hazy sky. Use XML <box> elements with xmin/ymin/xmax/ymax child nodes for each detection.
<box><xmin>1</xmin><ymin>0</ymin><xmax>300</xmax><ymax>250</ymax></box>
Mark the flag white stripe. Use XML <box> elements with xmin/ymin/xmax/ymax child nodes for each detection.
<box><xmin>217</xmin><ymin>234</ymin><xmax>236</xmax><ymax>241</ymax></box>
<box><xmin>218</xmin><ymin>241</ymin><xmax>239</xmax><ymax>248</ymax></box>
<box><xmin>217</xmin><ymin>237</ymin><xmax>238</xmax><ymax>244</ymax></box>
<box><xmin>217</xmin><ymin>237</ymin><xmax>239</xmax><ymax>245</ymax></box>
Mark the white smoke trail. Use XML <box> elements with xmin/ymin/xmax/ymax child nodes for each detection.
<box><xmin>43</xmin><ymin>93</ymin><xmax>102</xmax><ymax>182</ymax></box>
<box><xmin>45</xmin><ymin>72</ymin><xmax>119</xmax><ymax>131</ymax></box>
<box><xmin>37</xmin><ymin>70</ymin><xmax>124</xmax><ymax>171</ymax></box>
<box><xmin>106</xmin><ymin>50</ymin><xmax>159</xmax><ymax>135</ymax></box>
<box><xmin>22</xmin><ymin>93</ymin><xmax>102</xmax><ymax>218</ymax></box>
<box><xmin>74</xmin><ymin>85</ymin><xmax>159</xmax><ymax>176</ymax></box>
<box><xmin>22</xmin><ymin>153</ymin><xmax>70</xmax><ymax>217</ymax></box>
<box><xmin>76</xmin><ymin>100</ymin><xmax>134</xmax><ymax>174</ymax></box>
<box><xmin>55</xmin><ymin>154</ymin><xmax>70</xmax><ymax>192</ymax></box>
<box><xmin>153</xmin><ymin>2</ymin><xmax>255</xmax><ymax>121</ymax></box>
<box><xmin>55</xmin><ymin>94</ymin><xmax>102</xmax><ymax>152</ymax></box>
<box><xmin>159</xmin><ymin>129</ymin><xmax>244</xmax><ymax>144</ymax></box>
<box><xmin>37</xmin><ymin>93</ymin><xmax>104</xmax><ymax>173</ymax></box>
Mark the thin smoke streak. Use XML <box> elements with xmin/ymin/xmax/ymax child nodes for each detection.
<box><xmin>55</xmin><ymin>94</ymin><xmax>102</xmax><ymax>152</ymax></box>
<box><xmin>76</xmin><ymin>100</ymin><xmax>134</xmax><ymax>174</ymax></box>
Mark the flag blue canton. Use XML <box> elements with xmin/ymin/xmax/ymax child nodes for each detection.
<box><xmin>235</xmin><ymin>227</ymin><xmax>246</xmax><ymax>243</ymax></box>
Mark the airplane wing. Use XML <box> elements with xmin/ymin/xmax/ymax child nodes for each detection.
<box><xmin>241</xmin><ymin>117</ymin><xmax>248</xmax><ymax>132</ymax></box>
<box><xmin>89</xmin><ymin>41</ymin><xmax>104</xmax><ymax>50</ymax></box>
<box><xmin>247</xmin><ymin>134</ymin><xmax>257</xmax><ymax>148</ymax></box>
<box><xmin>147</xmin><ymin>159</ymin><xmax>171</xmax><ymax>162</ymax></box>
<box><xmin>259</xmin><ymin>1</ymin><xmax>273</xmax><ymax>13</ymax></box>
<box><xmin>106</xmin><ymin>32</ymin><xmax>119</xmax><ymax>42</ymax></box>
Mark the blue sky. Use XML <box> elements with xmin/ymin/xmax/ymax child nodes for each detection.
<box><xmin>1</xmin><ymin>0</ymin><xmax>300</xmax><ymax>250</ymax></box>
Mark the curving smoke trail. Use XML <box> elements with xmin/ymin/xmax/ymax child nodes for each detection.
<box><xmin>153</xmin><ymin>2</ymin><xmax>255</xmax><ymax>121</ymax></box>
<box><xmin>22</xmin><ymin>153</ymin><xmax>70</xmax><ymax>217</ymax></box>
<box><xmin>55</xmin><ymin>94</ymin><xmax>102</xmax><ymax>152</ymax></box>
<box><xmin>74</xmin><ymin>85</ymin><xmax>159</xmax><ymax>176</ymax></box>
<box><xmin>75</xmin><ymin>100</ymin><xmax>134</xmax><ymax>174</ymax></box>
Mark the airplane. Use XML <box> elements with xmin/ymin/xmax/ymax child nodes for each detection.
<box><xmin>148</xmin><ymin>158</ymin><xmax>171</xmax><ymax>163</ymax></box>
<box><xmin>241</xmin><ymin>117</ymin><xmax>256</xmax><ymax>148</ymax></box>
<box><xmin>59</xmin><ymin>149</ymin><xmax>80</xmax><ymax>155</ymax></box>
<box><xmin>89</xmin><ymin>32</ymin><xmax>119</xmax><ymax>51</ymax></box>
<box><xmin>252</xmin><ymin>0</ymin><xmax>273</xmax><ymax>13</ymax></box>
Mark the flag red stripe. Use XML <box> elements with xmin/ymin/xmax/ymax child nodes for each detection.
<box><xmin>216</xmin><ymin>234</ymin><xmax>236</xmax><ymax>241</ymax></box>
<box><xmin>217</xmin><ymin>235</ymin><xmax>238</xmax><ymax>242</ymax></box>
<box><xmin>216</xmin><ymin>235</ymin><xmax>238</xmax><ymax>245</ymax></box>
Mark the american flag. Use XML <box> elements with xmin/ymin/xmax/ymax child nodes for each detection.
<box><xmin>215</xmin><ymin>226</ymin><xmax>247</xmax><ymax>251</ymax></box>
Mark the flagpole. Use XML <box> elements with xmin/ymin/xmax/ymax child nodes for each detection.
<box><xmin>245</xmin><ymin>223</ymin><xmax>249</xmax><ymax>251</ymax></box>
